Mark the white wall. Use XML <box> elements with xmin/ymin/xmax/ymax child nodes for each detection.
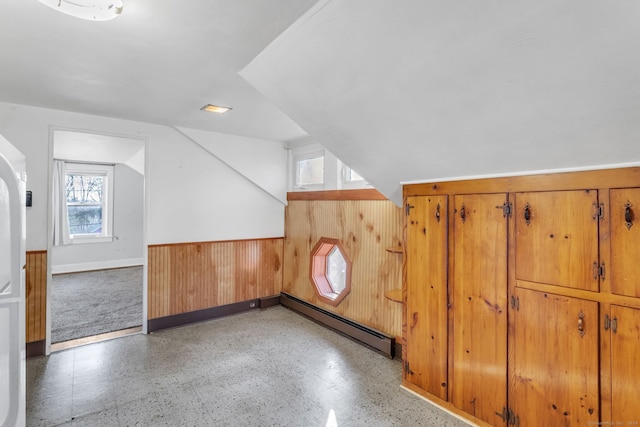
<box><xmin>175</xmin><ymin>127</ymin><xmax>288</xmax><ymax>204</ymax></box>
<box><xmin>51</xmin><ymin>164</ymin><xmax>144</xmax><ymax>272</ymax></box>
<box><xmin>0</xmin><ymin>103</ymin><xmax>285</xmax><ymax>251</ymax></box>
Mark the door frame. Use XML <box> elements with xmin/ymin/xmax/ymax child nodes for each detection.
<box><xmin>45</xmin><ymin>126</ymin><xmax>148</xmax><ymax>354</ymax></box>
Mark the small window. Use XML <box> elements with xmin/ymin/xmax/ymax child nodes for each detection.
<box><xmin>310</xmin><ymin>238</ymin><xmax>352</xmax><ymax>306</ymax></box>
<box><xmin>326</xmin><ymin>246</ymin><xmax>347</xmax><ymax>294</ymax></box>
<box><xmin>340</xmin><ymin>163</ymin><xmax>369</xmax><ymax>189</ymax></box>
<box><xmin>345</xmin><ymin>167</ymin><xmax>364</xmax><ymax>182</ymax></box>
<box><xmin>64</xmin><ymin>163</ymin><xmax>114</xmax><ymax>242</ymax></box>
<box><xmin>294</xmin><ymin>153</ymin><xmax>324</xmax><ymax>189</ymax></box>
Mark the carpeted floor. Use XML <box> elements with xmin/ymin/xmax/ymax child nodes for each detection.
<box><xmin>51</xmin><ymin>266</ymin><xmax>143</xmax><ymax>343</ymax></box>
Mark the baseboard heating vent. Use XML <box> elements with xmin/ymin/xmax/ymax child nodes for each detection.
<box><xmin>280</xmin><ymin>292</ymin><xmax>395</xmax><ymax>359</ymax></box>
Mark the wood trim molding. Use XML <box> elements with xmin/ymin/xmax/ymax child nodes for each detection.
<box><xmin>26</xmin><ymin>250</ymin><xmax>47</xmax><ymax>343</ymax></box>
<box><xmin>288</xmin><ymin>189</ymin><xmax>387</xmax><ymax>201</ymax></box>
<box><xmin>404</xmin><ymin>167</ymin><xmax>640</xmax><ymax>197</ymax></box>
<box><xmin>148</xmin><ymin>236</ymin><xmax>283</xmax><ymax>248</ymax></box>
<box><xmin>26</xmin><ymin>340</ymin><xmax>46</xmax><ymax>358</ymax></box>
<box><xmin>148</xmin><ymin>297</ymin><xmax>280</xmax><ymax>332</ymax></box>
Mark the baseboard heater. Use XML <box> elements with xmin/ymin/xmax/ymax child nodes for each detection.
<box><xmin>280</xmin><ymin>292</ymin><xmax>395</xmax><ymax>359</ymax></box>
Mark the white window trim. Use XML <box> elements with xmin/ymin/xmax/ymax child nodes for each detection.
<box><xmin>292</xmin><ymin>150</ymin><xmax>325</xmax><ymax>191</ymax></box>
<box><xmin>64</xmin><ymin>162</ymin><xmax>114</xmax><ymax>244</ymax></box>
<box><xmin>339</xmin><ymin>161</ymin><xmax>370</xmax><ymax>190</ymax></box>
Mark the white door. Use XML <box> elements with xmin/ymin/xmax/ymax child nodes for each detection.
<box><xmin>0</xmin><ymin>152</ymin><xmax>26</xmax><ymax>427</ymax></box>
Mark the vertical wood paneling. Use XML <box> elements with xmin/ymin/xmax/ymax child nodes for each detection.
<box><xmin>26</xmin><ymin>250</ymin><xmax>47</xmax><ymax>343</ymax></box>
<box><xmin>147</xmin><ymin>238</ymin><xmax>283</xmax><ymax>319</ymax></box>
<box><xmin>283</xmin><ymin>199</ymin><xmax>403</xmax><ymax>338</ymax></box>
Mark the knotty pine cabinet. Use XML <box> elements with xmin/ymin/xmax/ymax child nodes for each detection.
<box><xmin>402</xmin><ymin>168</ymin><xmax>640</xmax><ymax>427</ymax></box>
<box><xmin>451</xmin><ymin>194</ymin><xmax>508</xmax><ymax>426</ymax></box>
<box><xmin>404</xmin><ymin>195</ymin><xmax>448</xmax><ymax>400</ymax></box>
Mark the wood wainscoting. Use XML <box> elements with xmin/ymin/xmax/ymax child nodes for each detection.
<box><xmin>147</xmin><ymin>238</ymin><xmax>283</xmax><ymax>321</ymax></box>
<box><xmin>284</xmin><ymin>190</ymin><xmax>403</xmax><ymax>340</ymax></box>
<box><xmin>26</xmin><ymin>250</ymin><xmax>47</xmax><ymax>356</ymax></box>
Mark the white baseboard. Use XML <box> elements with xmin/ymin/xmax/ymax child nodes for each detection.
<box><xmin>52</xmin><ymin>258</ymin><xmax>144</xmax><ymax>274</ymax></box>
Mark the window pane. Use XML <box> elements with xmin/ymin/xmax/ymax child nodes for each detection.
<box><xmin>297</xmin><ymin>156</ymin><xmax>324</xmax><ymax>186</ymax></box>
<box><xmin>67</xmin><ymin>205</ymin><xmax>103</xmax><ymax>235</ymax></box>
<box><xmin>326</xmin><ymin>246</ymin><xmax>347</xmax><ymax>294</ymax></box>
<box><xmin>348</xmin><ymin>169</ymin><xmax>364</xmax><ymax>181</ymax></box>
<box><xmin>66</xmin><ymin>174</ymin><xmax>104</xmax><ymax>235</ymax></box>
<box><xmin>66</xmin><ymin>175</ymin><xmax>104</xmax><ymax>204</ymax></box>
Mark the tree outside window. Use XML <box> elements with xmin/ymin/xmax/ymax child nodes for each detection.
<box><xmin>66</xmin><ymin>174</ymin><xmax>105</xmax><ymax>235</ymax></box>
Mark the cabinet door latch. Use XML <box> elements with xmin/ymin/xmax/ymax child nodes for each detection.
<box><xmin>510</xmin><ymin>295</ymin><xmax>520</xmax><ymax>311</ymax></box>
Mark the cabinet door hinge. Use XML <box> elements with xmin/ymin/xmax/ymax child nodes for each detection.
<box><xmin>593</xmin><ymin>261</ymin><xmax>606</xmax><ymax>280</ymax></box>
<box><xmin>405</xmin><ymin>203</ymin><xmax>415</xmax><ymax>216</ymax></box>
<box><xmin>405</xmin><ymin>361</ymin><xmax>414</xmax><ymax>375</ymax></box>
<box><xmin>593</xmin><ymin>202</ymin><xmax>605</xmax><ymax>221</ymax></box>
<box><xmin>496</xmin><ymin>201</ymin><xmax>512</xmax><ymax>218</ymax></box>
<box><xmin>496</xmin><ymin>406</ymin><xmax>508</xmax><ymax>422</ymax></box>
<box><xmin>498</xmin><ymin>407</ymin><xmax>520</xmax><ymax>426</ymax></box>
<box><xmin>510</xmin><ymin>295</ymin><xmax>520</xmax><ymax>311</ymax></box>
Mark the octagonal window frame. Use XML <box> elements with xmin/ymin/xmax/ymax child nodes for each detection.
<box><xmin>310</xmin><ymin>237</ymin><xmax>352</xmax><ymax>306</ymax></box>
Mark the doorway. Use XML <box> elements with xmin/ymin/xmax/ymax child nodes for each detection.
<box><xmin>48</xmin><ymin>129</ymin><xmax>146</xmax><ymax>351</ymax></box>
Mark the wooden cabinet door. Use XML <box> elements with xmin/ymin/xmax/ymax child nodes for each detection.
<box><xmin>512</xmin><ymin>288</ymin><xmax>599</xmax><ymax>427</ymax></box>
<box><xmin>451</xmin><ymin>194</ymin><xmax>508</xmax><ymax>426</ymax></box>
<box><xmin>610</xmin><ymin>188</ymin><xmax>640</xmax><ymax>297</ymax></box>
<box><xmin>405</xmin><ymin>195</ymin><xmax>448</xmax><ymax>400</ymax></box>
<box><xmin>515</xmin><ymin>190</ymin><xmax>600</xmax><ymax>291</ymax></box>
<box><xmin>610</xmin><ymin>305</ymin><xmax>640</xmax><ymax>423</ymax></box>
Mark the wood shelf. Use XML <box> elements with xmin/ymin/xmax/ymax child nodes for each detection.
<box><xmin>385</xmin><ymin>289</ymin><xmax>402</xmax><ymax>303</ymax></box>
<box><xmin>385</xmin><ymin>246</ymin><xmax>403</xmax><ymax>254</ymax></box>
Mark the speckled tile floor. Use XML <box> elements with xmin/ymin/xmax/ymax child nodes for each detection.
<box><xmin>27</xmin><ymin>306</ymin><xmax>471</xmax><ymax>427</ymax></box>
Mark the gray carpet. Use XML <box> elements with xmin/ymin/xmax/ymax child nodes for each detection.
<box><xmin>51</xmin><ymin>266</ymin><xmax>143</xmax><ymax>343</ymax></box>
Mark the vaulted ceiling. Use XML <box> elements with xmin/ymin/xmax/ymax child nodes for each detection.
<box><xmin>3</xmin><ymin>0</ymin><xmax>640</xmax><ymax>204</ymax></box>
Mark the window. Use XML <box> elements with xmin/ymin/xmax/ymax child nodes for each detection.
<box><xmin>310</xmin><ymin>237</ymin><xmax>352</xmax><ymax>306</ymax></box>
<box><xmin>64</xmin><ymin>163</ymin><xmax>114</xmax><ymax>242</ymax></box>
<box><xmin>340</xmin><ymin>163</ymin><xmax>369</xmax><ymax>189</ymax></box>
<box><xmin>345</xmin><ymin>167</ymin><xmax>364</xmax><ymax>182</ymax></box>
<box><xmin>294</xmin><ymin>152</ymin><xmax>324</xmax><ymax>189</ymax></box>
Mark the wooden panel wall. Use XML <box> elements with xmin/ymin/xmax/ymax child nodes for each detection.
<box><xmin>26</xmin><ymin>250</ymin><xmax>47</xmax><ymax>343</ymax></box>
<box><xmin>284</xmin><ymin>197</ymin><xmax>403</xmax><ymax>338</ymax></box>
<box><xmin>148</xmin><ymin>238</ymin><xmax>283</xmax><ymax>319</ymax></box>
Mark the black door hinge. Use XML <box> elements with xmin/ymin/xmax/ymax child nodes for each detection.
<box><xmin>405</xmin><ymin>203</ymin><xmax>415</xmax><ymax>216</ymax></box>
<box><xmin>405</xmin><ymin>361</ymin><xmax>414</xmax><ymax>375</ymax></box>
<box><xmin>496</xmin><ymin>201</ymin><xmax>512</xmax><ymax>218</ymax></box>
<box><xmin>510</xmin><ymin>295</ymin><xmax>520</xmax><ymax>311</ymax></box>
<box><xmin>593</xmin><ymin>202</ymin><xmax>605</xmax><ymax>221</ymax></box>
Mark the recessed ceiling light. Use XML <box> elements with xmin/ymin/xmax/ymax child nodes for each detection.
<box><xmin>201</xmin><ymin>104</ymin><xmax>232</xmax><ymax>114</ymax></box>
<box><xmin>36</xmin><ymin>0</ymin><xmax>123</xmax><ymax>21</ymax></box>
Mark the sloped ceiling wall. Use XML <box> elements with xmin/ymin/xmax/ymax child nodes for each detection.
<box><xmin>242</xmin><ymin>0</ymin><xmax>640</xmax><ymax>204</ymax></box>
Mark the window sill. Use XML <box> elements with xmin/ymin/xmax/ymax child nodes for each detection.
<box><xmin>70</xmin><ymin>236</ymin><xmax>114</xmax><ymax>244</ymax></box>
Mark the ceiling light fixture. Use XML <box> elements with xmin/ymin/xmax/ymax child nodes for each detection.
<box><xmin>201</xmin><ymin>104</ymin><xmax>232</xmax><ymax>114</ymax></box>
<box><xmin>36</xmin><ymin>0</ymin><xmax>123</xmax><ymax>21</ymax></box>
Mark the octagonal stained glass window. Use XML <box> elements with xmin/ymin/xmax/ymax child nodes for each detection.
<box><xmin>310</xmin><ymin>238</ymin><xmax>352</xmax><ymax>306</ymax></box>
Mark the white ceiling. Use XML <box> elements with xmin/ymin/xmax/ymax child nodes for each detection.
<box><xmin>0</xmin><ymin>0</ymin><xmax>316</xmax><ymax>141</ymax></box>
<box><xmin>242</xmin><ymin>0</ymin><xmax>640</xmax><ymax>203</ymax></box>
<box><xmin>4</xmin><ymin>1</ymin><xmax>640</xmax><ymax>205</ymax></box>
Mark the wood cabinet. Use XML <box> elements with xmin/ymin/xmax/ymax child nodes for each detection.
<box><xmin>511</xmin><ymin>288</ymin><xmax>599</xmax><ymax>426</ymax></box>
<box><xmin>515</xmin><ymin>190</ymin><xmax>600</xmax><ymax>292</ymax></box>
<box><xmin>403</xmin><ymin>168</ymin><xmax>640</xmax><ymax>427</ymax></box>
<box><xmin>451</xmin><ymin>194</ymin><xmax>508</xmax><ymax>426</ymax></box>
<box><xmin>605</xmin><ymin>305</ymin><xmax>640</xmax><ymax>424</ymax></box>
<box><xmin>610</xmin><ymin>188</ymin><xmax>640</xmax><ymax>298</ymax></box>
<box><xmin>405</xmin><ymin>195</ymin><xmax>448</xmax><ymax>399</ymax></box>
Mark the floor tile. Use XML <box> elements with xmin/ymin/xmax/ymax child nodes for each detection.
<box><xmin>27</xmin><ymin>306</ymin><xmax>471</xmax><ymax>427</ymax></box>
